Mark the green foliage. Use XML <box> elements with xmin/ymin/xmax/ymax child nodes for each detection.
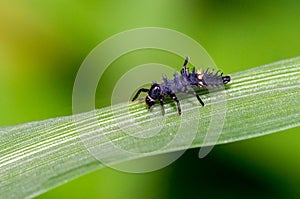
<box><xmin>0</xmin><ymin>57</ymin><xmax>299</xmax><ymax>199</ymax></box>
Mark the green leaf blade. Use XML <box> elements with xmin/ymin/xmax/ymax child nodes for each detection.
<box><xmin>0</xmin><ymin>57</ymin><xmax>299</xmax><ymax>199</ymax></box>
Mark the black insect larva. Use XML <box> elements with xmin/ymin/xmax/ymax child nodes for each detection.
<box><xmin>132</xmin><ymin>57</ymin><xmax>231</xmax><ymax>115</ymax></box>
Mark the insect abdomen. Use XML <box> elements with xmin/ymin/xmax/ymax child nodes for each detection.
<box><xmin>201</xmin><ymin>71</ymin><xmax>227</xmax><ymax>87</ymax></box>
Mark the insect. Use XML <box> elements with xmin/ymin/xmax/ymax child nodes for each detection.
<box><xmin>132</xmin><ymin>57</ymin><xmax>231</xmax><ymax>115</ymax></box>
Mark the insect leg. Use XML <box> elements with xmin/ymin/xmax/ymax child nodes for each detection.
<box><xmin>132</xmin><ymin>88</ymin><xmax>149</xmax><ymax>101</ymax></box>
<box><xmin>181</xmin><ymin>56</ymin><xmax>190</xmax><ymax>76</ymax></box>
<box><xmin>183</xmin><ymin>56</ymin><xmax>190</xmax><ymax>67</ymax></box>
<box><xmin>170</xmin><ymin>93</ymin><xmax>181</xmax><ymax>115</ymax></box>
<box><xmin>187</xmin><ymin>91</ymin><xmax>205</xmax><ymax>106</ymax></box>
<box><xmin>159</xmin><ymin>96</ymin><xmax>165</xmax><ymax>115</ymax></box>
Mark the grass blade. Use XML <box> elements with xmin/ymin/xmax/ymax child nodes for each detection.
<box><xmin>0</xmin><ymin>57</ymin><xmax>299</xmax><ymax>198</ymax></box>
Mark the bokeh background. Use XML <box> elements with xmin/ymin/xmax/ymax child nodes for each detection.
<box><xmin>1</xmin><ymin>0</ymin><xmax>300</xmax><ymax>198</ymax></box>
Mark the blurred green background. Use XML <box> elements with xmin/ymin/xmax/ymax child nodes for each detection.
<box><xmin>1</xmin><ymin>0</ymin><xmax>300</xmax><ymax>198</ymax></box>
